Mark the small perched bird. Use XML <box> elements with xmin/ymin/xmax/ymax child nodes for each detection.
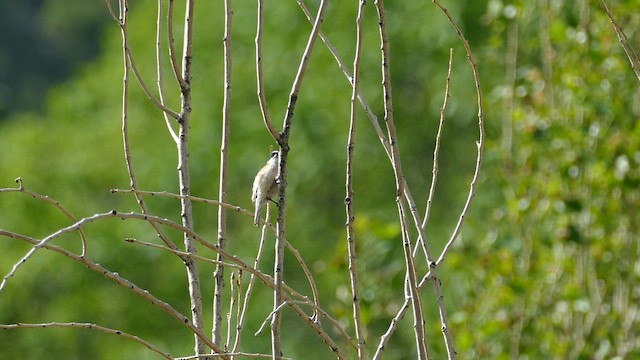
<box><xmin>251</xmin><ymin>151</ymin><xmax>279</xmax><ymax>226</ymax></box>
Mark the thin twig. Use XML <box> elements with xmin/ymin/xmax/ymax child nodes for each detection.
<box><xmin>256</xmin><ymin>301</ymin><xmax>289</xmax><ymax>337</ymax></box>
<box><xmin>283</xmin><ymin>234</ymin><xmax>322</xmax><ymax>324</ymax></box>
<box><xmin>0</xmin><ymin>322</ymin><xmax>173</xmax><ymax>360</ymax></box>
<box><xmin>379</xmin><ymin>47</ymin><xmax>455</xmax><ymax>360</ymax></box>
<box><xmin>105</xmin><ymin>0</ymin><xmax>122</xmax><ymax>25</ymax></box>
<box><xmin>431</xmin><ymin>2</ymin><xmax>486</xmax><ymax>357</ymax></box>
<box><xmin>176</xmin><ymin>353</ymin><xmax>290</xmax><ymax>360</ymax></box>
<box><xmin>420</xmin><ymin>49</ymin><xmax>453</xmax><ymax>239</ymax></box>
<box><xmin>345</xmin><ymin>0</ymin><xmax>367</xmax><ymax>359</ymax></box>
<box><xmin>213</xmin><ymin>0</ymin><xmax>233</xmax><ymax>350</ymax></box>
<box><xmin>398</xmin><ymin>201</ymin><xmax>429</xmax><ymax>359</ymax></box>
<box><xmin>255</xmin><ymin>0</ymin><xmax>280</xmax><ymax>142</ymax></box>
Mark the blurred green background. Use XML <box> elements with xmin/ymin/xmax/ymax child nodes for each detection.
<box><xmin>1</xmin><ymin>0</ymin><xmax>639</xmax><ymax>359</ymax></box>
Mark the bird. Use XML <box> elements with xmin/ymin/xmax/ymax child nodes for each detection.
<box><xmin>251</xmin><ymin>151</ymin><xmax>279</xmax><ymax>226</ymax></box>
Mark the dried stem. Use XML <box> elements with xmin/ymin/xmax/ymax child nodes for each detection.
<box><xmin>420</xmin><ymin>49</ymin><xmax>452</xmax><ymax>238</ymax></box>
<box><xmin>345</xmin><ymin>0</ymin><xmax>367</xmax><ymax>359</ymax></box>
<box><xmin>272</xmin><ymin>1</ymin><xmax>328</xmax><ymax>357</ymax></box>
<box><xmin>156</xmin><ymin>0</ymin><xmax>179</xmax><ymax>143</ymax></box>
<box><xmin>0</xmin><ymin>322</ymin><xmax>173</xmax><ymax>360</ymax></box>
<box><xmin>213</xmin><ymin>0</ymin><xmax>233</xmax><ymax>350</ymax></box>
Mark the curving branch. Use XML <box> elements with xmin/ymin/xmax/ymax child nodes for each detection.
<box><xmin>167</xmin><ymin>0</ymin><xmax>187</xmax><ymax>89</ymax></box>
<box><xmin>0</xmin><ymin>227</ymin><xmax>226</xmax><ymax>358</ymax></box>
<box><xmin>0</xmin><ymin>322</ymin><xmax>173</xmax><ymax>360</ymax></box>
<box><xmin>0</xmin><ymin>178</ymin><xmax>88</xmax><ymax>257</ymax></box>
<box><xmin>156</xmin><ymin>0</ymin><xmax>180</xmax><ymax>143</ymax></box>
<box><xmin>255</xmin><ymin>0</ymin><xmax>280</xmax><ymax>142</ymax></box>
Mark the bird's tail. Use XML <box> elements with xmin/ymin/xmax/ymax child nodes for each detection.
<box><xmin>254</xmin><ymin>200</ymin><xmax>263</xmax><ymax>227</ymax></box>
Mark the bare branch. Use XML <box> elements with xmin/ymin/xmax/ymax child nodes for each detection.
<box><xmin>272</xmin><ymin>1</ymin><xmax>328</xmax><ymax>357</ymax></box>
<box><xmin>345</xmin><ymin>1</ymin><xmax>368</xmax><ymax>359</ymax></box>
<box><xmin>127</xmin><ymin>48</ymin><xmax>181</xmax><ymax>119</ymax></box>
